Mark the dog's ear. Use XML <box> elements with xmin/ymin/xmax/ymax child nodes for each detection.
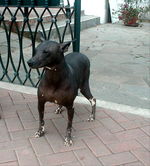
<box><xmin>60</xmin><ymin>41</ymin><xmax>71</xmax><ymax>53</ymax></box>
<box><xmin>39</xmin><ymin>31</ymin><xmax>45</xmax><ymax>42</ymax></box>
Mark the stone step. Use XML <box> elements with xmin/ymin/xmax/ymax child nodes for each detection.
<box><xmin>23</xmin><ymin>15</ymin><xmax>100</xmax><ymax>41</ymax></box>
<box><xmin>1</xmin><ymin>8</ymin><xmax>85</xmax><ymax>27</ymax></box>
<box><xmin>0</xmin><ymin>7</ymin><xmax>100</xmax><ymax>41</ymax></box>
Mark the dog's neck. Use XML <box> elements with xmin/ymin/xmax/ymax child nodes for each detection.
<box><xmin>45</xmin><ymin>57</ymin><xmax>66</xmax><ymax>72</ymax></box>
<box><xmin>44</xmin><ymin>59</ymin><xmax>69</xmax><ymax>83</ymax></box>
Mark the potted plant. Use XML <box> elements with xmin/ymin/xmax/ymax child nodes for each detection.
<box><xmin>116</xmin><ymin>0</ymin><xmax>147</xmax><ymax>26</ymax></box>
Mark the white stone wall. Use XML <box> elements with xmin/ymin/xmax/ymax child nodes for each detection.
<box><xmin>64</xmin><ymin>0</ymin><xmax>109</xmax><ymax>23</ymax></box>
<box><xmin>64</xmin><ymin>0</ymin><xmax>149</xmax><ymax>23</ymax></box>
<box><xmin>81</xmin><ymin>0</ymin><xmax>108</xmax><ymax>23</ymax></box>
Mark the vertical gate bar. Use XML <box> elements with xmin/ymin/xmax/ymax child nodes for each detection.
<box><xmin>73</xmin><ymin>0</ymin><xmax>81</xmax><ymax>52</ymax></box>
<box><xmin>6</xmin><ymin>0</ymin><xmax>8</xmax><ymax>5</ymax></box>
<box><xmin>24</xmin><ymin>7</ymin><xmax>28</xmax><ymax>17</ymax></box>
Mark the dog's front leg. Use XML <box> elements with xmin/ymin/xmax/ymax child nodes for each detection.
<box><xmin>64</xmin><ymin>106</ymin><xmax>74</xmax><ymax>146</ymax></box>
<box><xmin>35</xmin><ymin>100</ymin><xmax>45</xmax><ymax>138</ymax></box>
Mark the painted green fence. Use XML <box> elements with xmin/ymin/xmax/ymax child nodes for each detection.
<box><xmin>0</xmin><ymin>0</ymin><xmax>81</xmax><ymax>87</ymax></box>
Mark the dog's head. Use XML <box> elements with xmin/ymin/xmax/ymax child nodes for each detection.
<box><xmin>27</xmin><ymin>40</ymin><xmax>71</xmax><ymax>69</ymax></box>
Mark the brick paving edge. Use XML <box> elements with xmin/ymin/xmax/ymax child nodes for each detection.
<box><xmin>0</xmin><ymin>81</ymin><xmax>150</xmax><ymax>118</ymax></box>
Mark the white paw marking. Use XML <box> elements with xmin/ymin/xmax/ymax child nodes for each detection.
<box><xmin>41</xmin><ymin>126</ymin><xmax>45</xmax><ymax>132</ymax></box>
<box><xmin>64</xmin><ymin>138</ymin><xmax>73</xmax><ymax>146</ymax></box>
<box><xmin>89</xmin><ymin>98</ymin><xmax>96</xmax><ymax>106</ymax></box>
<box><xmin>35</xmin><ymin>132</ymin><xmax>40</xmax><ymax>138</ymax></box>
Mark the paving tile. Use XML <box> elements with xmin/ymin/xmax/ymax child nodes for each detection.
<box><xmin>122</xmin><ymin>113</ymin><xmax>144</xmax><ymax>121</ymax></box>
<box><xmin>0</xmin><ymin>119</ymin><xmax>6</xmax><ymax>126</ymax></box>
<box><xmin>2</xmin><ymin>110</ymin><xmax>18</xmax><ymax>119</ymax></box>
<box><xmin>0</xmin><ymin>89</ymin><xmax>149</xmax><ymax>166</ymax></box>
<box><xmin>131</xmin><ymin>148</ymin><xmax>150</xmax><ymax>166</ymax></box>
<box><xmin>120</xmin><ymin>119</ymin><xmax>150</xmax><ymax>130</ymax></box>
<box><xmin>15</xmin><ymin>104</ymin><xmax>29</xmax><ymax>112</ymax></box>
<box><xmin>67</xmin><ymin>112</ymin><xmax>87</xmax><ymax>122</ymax></box>
<box><xmin>83</xmin><ymin>136</ymin><xmax>111</xmax><ymax>157</ymax></box>
<box><xmin>52</xmin><ymin>118</ymin><xmax>67</xmax><ymax>134</ymax></box>
<box><xmin>99</xmin><ymin>152</ymin><xmax>138</xmax><ymax>166</ymax></box>
<box><xmin>30</xmin><ymin>137</ymin><xmax>53</xmax><ymax>156</ymax></box>
<box><xmin>0</xmin><ymin>88</ymin><xmax>9</xmax><ymax>97</ymax></box>
<box><xmin>100</xmin><ymin>117</ymin><xmax>124</xmax><ymax>133</ymax></box>
<box><xmin>22</xmin><ymin>94</ymin><xmax>37</xmax><ymax>103</ymax></box>
<box><xmin>5</xmin><ymin>117</ymin><xmax>23</xmax><ymax>132</ymax></box>
<box><xmin>61</xmin><ymin>161</ymin><xmax>81</xmax><ymax>166</ymax></box>
<box><xmin>136</xmin><ymin>136</ymin><xmax>150</xmax><ymax>151</ymax></box>
<box><xmin>44</xmin><ymin>111</ymin><xmax>62</xmax><ymax>120</ymax></box>
<box><xmin>0</xmin><ymin>150</ymin><xmax>16</xmax><ymax>164</ymax></box>
<box><xmin>0</xmin><ymin>120</ymin><xmax>10</xmax><ymax>142</ymax></box>
<box><xmin>0</xmin><ymin>96</ymin><xmax>13</xmax><ymax>105</ymax></box>
<box><xmin>0</xmin><ymin>161</ymin><xmax>18</xmax><ymax>166</ymax></box>
<box><xmin>92</xmin><ymin>126</ymin><xmax>120</xmax><ymax>144</ymax></box>
<box><xmin>17</xmin><ymin>110</ymin><xmax>35</xmax><ymax>122</ymax></box>
<box><xmin>27</xmin><ymin>101</ymin><xmax>38</xmax><ymax>112</ymax></box>
<box><xmin>8</xmin><ymin>92</ymin><xmax>27</xmax><ymax>105</ymax></box>
<box><xmin>45</xmin><ymin>120</ymin><xmax>86</xmax><ymax>153</ymax></box>
<box><xmin>74</xmin><ymin>103</ymin><xmax>90</xmax><ymax>115</ymax></box>
<box><xmin>73</xmin><ymin>120</ymin><xmax>102</xmax><ymax>131</ymax></box>
<box><xmin>21</xmin><ymin>119</ymin><xmax>39</xmax><ymax>129</ymax></box>
<box><xmin>107</xmin><ymin>140</ymin><xmax>142</xmax><ymax>153</ymax></box>
<box><xmin>10</xmin><ymin>129</ymin><xmax>36</xmax><ymax>140</ymax></box>
<box><xmin>16</xmin><ymin>147</ymin><xmax>40</xmax><ymax>166</ymax></box>
<box><xmin>0</xmin><ymin>108</ymin><xmax>2</xmax><ymax>119</ymax></box>
<box><xmin>124</xmin><ymin>161</ymin><xmax>144</xmax><ymax>166</ymax></box>
<box><xmin>0</xmin><ymin>139</ymin><xmax>30</xmax><ymax>151</ymax></box>
<box><xmin>1</xmin><ymin>104</ymin><xmax>16</xmax><ymax>112</ymax></box>
<box><xmin>95</xmin><ymin>109</ymin><xmax>109</xmax><ymax>119</ymax></box>
<box><xmin>141</xmin><ymin>126</ymin><xmax>150</xmax><ymax>136</ymax></box>
<box><xmin>38</xmin><ymin>151</ymin><xmax>76</xmax><ymax>166</ymax></box>
<box><xmin>104</xmin><ymin>109</ymin><xmax>129</xmax><ymax>122</ymax></box>
<box><xmin>74</xmin><ymin>148</ymin><xmax>103</xmax><ymax>166</ymax></box>
<box><xmin>72</xmin><ymin>129</ymin><xmax>95</xmax><ymax>140</ymax></box>
<box><xmin>115</xmin><ymin>128</ymin><xmax>147</xmax><ymax>141</ymax></box>
<box><xmin>44</xmin><ymin>120</ymin><xmax>66</xmax><ymax>151</ymax></box>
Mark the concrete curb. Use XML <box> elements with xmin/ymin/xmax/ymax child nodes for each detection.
<box><xmin>0</xmin><ymin>81</ymin><xmax>150</xmax><ymax>118</ymax></box>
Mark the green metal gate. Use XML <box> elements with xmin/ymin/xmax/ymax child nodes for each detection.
<box><xmin>0</xmin><ymin>0</ymin><xmax>81</xmax><ymax>87</ymax></box>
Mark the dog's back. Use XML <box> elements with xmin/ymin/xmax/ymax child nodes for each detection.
<box><xmin>65</xmin><ymin>52</ymin><xmax>90</xmax><ymax>88</ymax></box>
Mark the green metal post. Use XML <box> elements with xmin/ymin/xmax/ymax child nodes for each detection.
<box><xmin>73</xmin><ymin>0</ymin><xmax>81</xmax><ymax>52</ymax></box>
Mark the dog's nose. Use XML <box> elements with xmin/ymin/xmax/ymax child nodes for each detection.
<box><xmin>27</xmin><ymin>59</ymin><xmax>34</xmax><ymax>67</ymax></box>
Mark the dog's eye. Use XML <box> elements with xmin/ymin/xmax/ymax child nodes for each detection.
<box><xmin>43</xmin><ymin>50</ymin><xmax>48</xmax><ymax>54</ymax></box>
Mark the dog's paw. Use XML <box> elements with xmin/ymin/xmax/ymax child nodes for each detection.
<box><xmin>35</xmin><ymin>126</ymin><xmax>45</xmax><ymax>138</ymax></box>
<box><xmin>64</xmin><ymin>137</ymin><xmax>73</xmax><ymax>146</ymax></box>
<box><xmin>35</xmin><ymin>130</ymin><xmax>45</xmax><ymax>137</ymax></box>
<box><xmin>87</xmin><ymin>114</ymin><xmax>95</xmax><ymax>122</ymax></box>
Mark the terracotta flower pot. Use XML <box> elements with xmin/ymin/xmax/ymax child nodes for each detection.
<box><xmin>124</xmin><ymin>17</ymin><xmax>139</xmax><ymax>26</ymax></box>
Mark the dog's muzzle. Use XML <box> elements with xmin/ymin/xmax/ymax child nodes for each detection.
<box><xmin>27</xmin><ymin>59</ymin><xmax>34</xmax><ymax>67</ymax></box>
<box><xmin>27</xmin><ymin>59</ymin><xmax>41</xmax><ymax>69</ymax></box>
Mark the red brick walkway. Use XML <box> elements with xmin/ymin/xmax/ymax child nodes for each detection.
<box><xmin>0</xmin><ymin>88</ymin><xmax>150</xmax><ymax>166</ymax></box>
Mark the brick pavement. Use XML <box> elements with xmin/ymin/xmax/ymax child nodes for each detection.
<box><xmin>0</xmin><ymin>88</ymin><xmax>150</xmax><ymax>166</ymax></box>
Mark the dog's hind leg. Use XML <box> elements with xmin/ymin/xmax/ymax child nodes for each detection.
<box><xmin>80</xmin><ymin>81</ymin><xmax>96</xmax><ymax>121</ymax></box>
<box><xmin>35</xmin><ymin>100</ymin><xmax>45</xmax><ymax>138</ymax></box>
<box><xmin>64</xmin><ymin>105</ymin><xmax>74</xmax><ymax>146</ymax></box>
<box><xmin>88</xmin><ymin>98</ymin><xmax>96</xmax><ymax>121</ymax></box>
<box><xmin>55</xmin><ymin>105</ymin><xmax>63</xmax><ymax>114</ymax></box>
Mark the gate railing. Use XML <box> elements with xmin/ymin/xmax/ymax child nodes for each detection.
<box><xmin>0</xmin><ymin>0</ymin><xmax>81</xmax><ymax>87</ymax></box>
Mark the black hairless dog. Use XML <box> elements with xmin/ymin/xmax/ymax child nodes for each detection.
<box><xmin>27</xmin><ymin>39</ymin><xmax>96</xmax><ymax>146</ymax></box>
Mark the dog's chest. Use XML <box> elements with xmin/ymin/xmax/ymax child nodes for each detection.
<box><xmin>42</xmin><ymin>86</ymin><xmax>75</xmax><ymax>106</ymax></box>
